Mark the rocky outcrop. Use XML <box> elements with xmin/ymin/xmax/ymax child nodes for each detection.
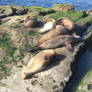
<box><xmin>0</xmin><ymin>4</ymin><xmax>92</xmax><ymax>92</ymax></box>
<box><xmin>0</xmin><ymin>6</ymin><xmax>13</xmax><ymax>18</ymax></box>
<box><xmin>52</xmin><ymin>4</ymin><xmax>75</xmax><ymax>12</ymax></box>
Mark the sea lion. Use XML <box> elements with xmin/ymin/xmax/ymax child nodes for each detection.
<box><xmin>56</xmin><ymin>17</ymin><xmax>74</xmax><ymax>30</ymax></box>
<box><xmin>24</xmin><ymin>16</ymin><xmax>37</xmax><ymax>28</ymax></box>
<box><xmin>30</xmin><ymin>35</ymin><xmax>82</xmax><ymax>51</ymax></box>
<box><xmin>38</xmin><ymin>25</ymin><xmax>68</xmax><ymax>45</ymax></box>
<box><xmin>21</xmin><ymin>49</ymin><xmax>56</xmax><ymax>79</ymax></box>
<box><xmin>38</xmin><ymin>19</ymin><xmax>56</xmax><ymax>33</ymax></box>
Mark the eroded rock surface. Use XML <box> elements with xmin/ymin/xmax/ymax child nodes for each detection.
<box><xmin>0</xmin><ymin>4</ymin><xmax>92</xmax><ymax>92</ymax></box>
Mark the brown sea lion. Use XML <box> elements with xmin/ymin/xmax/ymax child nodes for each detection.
<box><xmin>21</xmin><ymin>49</ymin><xmax>56</xmax><ymax>79</ymax></box>
<box><xmin>38</xmin><ymin>19</ymin><xmax>56</xmax><ymax>33</ymax></box>
<box><xmin>24</xmin><ymin>16</ymin><xmax>37</xmax><ymax>28</ymax></box>
<box><xmin>30</xmin><ymin>35</ymin><xmax>82</xmax><ymax>52</ymax></box>
<box><xmin>56</xmin><ymin>17</ymin><xmax>74</xmax><ymax>30</ymax></box>
<box><xmin>38</xmin><ymin>25</ymin><xmax>68</xmax><ymax>45</ymax></box>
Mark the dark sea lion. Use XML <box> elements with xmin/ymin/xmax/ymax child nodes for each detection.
<box><xmin>24</xmin><ymin>16</ymin><xmax>37</xmax><ymax>28</ymax></box>
<box><xmin>21</xmin><ymin>49</ymin><xmax>56</xmax><ymax>79</ymax></box>
<box><xmin>38</xmin><ymin>19</ymin><xmax>56</xmax><ymax>33</ymax></box>
<box><xmin>38</xmin><ymin>25</ymin><xmax>68</xmax><ymax>45</ymax></box>
<box><xmin>56</xmin><ymin>17</ymin><xmax>74</xmax><ymax>31</ymax></box>
<box><xmin>30</xmin><ymin>35</ymin><xmax>82</xmax><ymax>51</ymax></box>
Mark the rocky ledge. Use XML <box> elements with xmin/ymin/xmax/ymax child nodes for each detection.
<box><xmin>0</xmin><ymin>4</ymin><xmax>92</xmax><ymax>92</ymax></box>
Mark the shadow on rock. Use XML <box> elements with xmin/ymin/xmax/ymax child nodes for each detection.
<box><xmin>35</xmin><ymin>20</ymin><xmax>44</xmax><ymax>28</ymax></box>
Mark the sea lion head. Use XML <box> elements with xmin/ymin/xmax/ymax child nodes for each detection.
<box><xmin>56</xmin><ymin>17</ymin><xmax>74</xmax><ymax>30</ymax></box>
<box><xmin>24</xmin><ymin>16</ymin><xmax>37</xmax><ymax>28</ymax></box>
<box><xmin>61</xmin><ymin>17</ymin><xmax>74</xmax><ymax>30</ymax></box>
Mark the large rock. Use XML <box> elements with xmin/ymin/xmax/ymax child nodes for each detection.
<box><xmin>52</xmin><ymin>4</ymin><xmax>75</xmax><ymax>12</ymax></box>
<box><xmin>0</xmin><ymin>42</ymin><xmax>83</xmax><ymax>92</ymax></box>
<box><xmin>11</xmin><ymin>6</ymin><xmax>28</xmax><ymax>15</ymax></box>
<box><xmin>75</xmin><ymin>69</ymin><xmax>92</xmax><ymax>92</ymax></box>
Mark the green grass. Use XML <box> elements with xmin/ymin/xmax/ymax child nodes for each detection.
<box><xmin>0</xmin><ymin>33</ymin><xmax>16</xmax><ymax>57</ymax></box>
<box><xmin>77</xmin><ymin>14</ymin><xmax>92</xmax><ymax>24</ymax></box>
<box><xmin>10</xmin><ymin>25</ymin><xmax>21</xmax><ymax>28</ymax></box>
<box><xmin>28</xmin><ymin>30</ymin><xmax>40</xmax><ymax>37</ymax></box>
<box><xmin>27</xmin><ymin>6</ymin><xmax>55</xmax><ymax>16</ymax></box>
<box><xmin>0</xmin><ymin>57</ymin><xmax>12</xmax><ymax>79</ymax></box>
<box><xmin>48</xmin><ymin>10</ymin><xmax>84</xmax><ymax>22</ymax></box>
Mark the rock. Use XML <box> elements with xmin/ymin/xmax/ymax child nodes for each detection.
<box><xmin>86</xmin><ymin>9</ymin><xmax>92</xmax><ymax>14</ymax></box>
<box><xmin>0</xmin><ymin>5</ymin><xmax>28</xmax><ymax>18</ymax></box>
<box><xmin>0</xmin><ymin>5</ymin><xmax>13</xmax><ymax>18</ymax></box>
<box><xmin>79</xmin><ymin>10</ymin><xmax>87</xmax><ymax>17</ymax></box>
<box><xmin>52</xmin><ymin>4</ymin><xmax>75</xmax><ymax>12</ymax></box>
<box><xmin>11</xmin><ymin>6</ymin><xmax>28</xmax><ymax>15</ymax></box>
<box><xmin>0</xmin><ymin>43</ymin><xmax>83</xmax><ymax>92</ymax></box>
<box><xmin>0</xmin><ymin>48</ymin><xmax>6</xmax><ymax>60</ymax></box>
<box><xmin>75</xmin><ymin>69</ymin><xmax>92</xmax><ymax>92</ymax></box>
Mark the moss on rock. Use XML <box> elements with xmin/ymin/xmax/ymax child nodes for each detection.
<box><xmin>27</xmin><ymin>6</ymin><xmax>55</xmax><ymax>16</ymax></box>
<box><xmin>11</xmin><ymin>5</ymin><xmax>28</xmax><ymax>15</ymax></box>
<box><xmin>0</xmin><ymin>33</ymin><xmax>16</xmax><ymax>57</ymax></box>
<box><xmin>0</xmin><ymin>5</ymin><xmax>13</xmax><ymax>18</ymax></box>
<box><xmin>75</xmin><ymin>69</ymin><xmax>92</xmax><ymax>92</ymax></box>
<box><xmin>48</xmin><ymin>10</ymin><xmax>85</xmax><ymax>22</ymax></box>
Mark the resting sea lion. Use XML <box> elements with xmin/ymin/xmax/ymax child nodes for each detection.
<box><xmin>56</xmin><ymin>17</ymin><xmax>74</xmax><ymax>30</ymax></box>
<box><xmin>38</xmin><ymin>19</ymin><xmax>56</xmax><ymax>33</ymax></box>
<box><xmin>24</xmin><ymin>16</ymin><xmax>37</xmax><ymax>28</ymax></box>
<box><xmin>38</xmin><ymin>25</ymin><xmax>68</xmax><ymax>45</ymax></box>
<box><xmin>21</xmin><ymin>49</ymin><xmax>56</xmax><ymax>79</ymax></box>
<box><xmin>30</xmin><ymin>35</ymin><xmax>82</xmax><ymax>51</ymax></box>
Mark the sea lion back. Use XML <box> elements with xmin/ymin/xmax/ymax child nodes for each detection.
<box><xmin>21</xmin><ymin>49</ymin><xmax>55</xmax><ymax>79</ymax></box>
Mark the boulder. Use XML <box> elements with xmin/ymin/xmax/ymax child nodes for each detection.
<box><xmin>52</xmin><ymin>4</ymin><xmax>75</xmax><ymax>12</ymax></box>
<box><xmin>0</xmin><ymin>5</ymin><xmax>13</xmax><ymax>18</ymax></box>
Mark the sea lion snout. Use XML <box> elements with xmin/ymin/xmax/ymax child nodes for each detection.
<box><xmin>21</xmin><ymin>68</ymin><xmax>29</xmax><ymax>79</ymax></box>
